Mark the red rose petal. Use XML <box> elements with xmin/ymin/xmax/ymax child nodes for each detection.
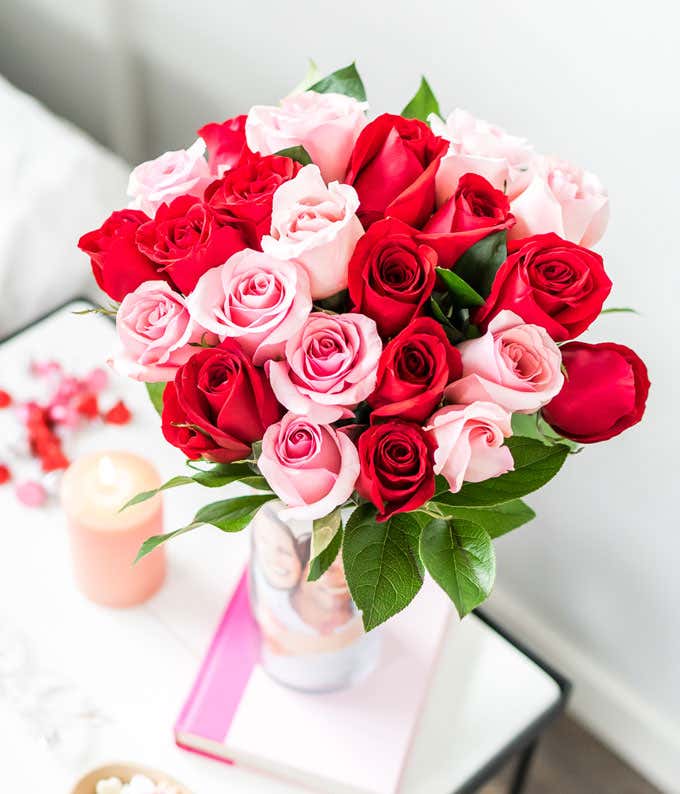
<box><xmin>0</xmin><ymin>390</ymin><xmax>12</xmax><ymax>409</ymax></box>
<box><xmin>0</xmin><ymin>465</ymin><xmax>11</xmax><ymax>485</ymax></box>
<box><xmin>103</xmin><ymin>400</ymin><xmax>132</xmax><ymax>425</ymax></box>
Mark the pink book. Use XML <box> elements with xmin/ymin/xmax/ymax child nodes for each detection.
<box><xmin>175</xmin><ymin>571</ymin><xmax>451</xmax><ymax>794</ymax></box>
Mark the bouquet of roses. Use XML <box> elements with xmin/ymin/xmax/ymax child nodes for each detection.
<box><xmin>78</xmin><ymin>62</ymin><xmax>649</xmax><ymax>629</ymax></box>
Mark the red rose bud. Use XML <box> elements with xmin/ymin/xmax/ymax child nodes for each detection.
<box><xmin>205</xmin><ymin>152</ymin><xmax>301</xmax><ymax>240</ymax></box>
<box><xmin>417</xmin><ymin>173</ymin><xmax>514</xmax><ymax>268</ymax></box>
<box><xmin>368</xmin><ymin>318</ymin><xmax>462</xmax><ymax>422</ymax></box>
<box><xmin>198</xmin><ymin>115</ymin><xmax>248</xmax><ymax>175</ymax></box>
<box><xmin>78</xmin><ymin>209</ymin><xmax>161</xmax><ymax>302</ymax></box>
<box><xmin>345</xmin><ymin>114</ymin><xmax>448</xmax><ymax>229</ymax></box>
<box><xmin>475</xmin><ymin>233</ymin><xmax>612</xmax><ymax>341</ymax></box>
<box><xmin>347</xmin><ymin>218</ymin><xmax>437</xmax><ymax>339</ymax></box>
<box><xmin>103</xmin><ymin>400</ymin><xmax>132</xmax><ymax>425</ymax></box>
<box><xmin>542</xmin><ymin>342</ymin><xmax>650</xmax><ymax>443</ymax></box>
<box><xmin>136</xmin><ymin>195</ymin><xmax>257</xmax><ymax>294</ymax></box>
<box><xmin>356</xmin><ymin>420</ymin><xmax>435</xmax><ymax>521</ymax></box>
<box><xmin>162</xmin><ymin>341</ymin><xmax>282</xmax><ymax>464</ymax></box>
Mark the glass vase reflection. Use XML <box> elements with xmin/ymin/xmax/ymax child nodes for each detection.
<box><xmin>248</xmin><ymin>501</ymin><xmax>380</xmax><ymax>693</ymax></box>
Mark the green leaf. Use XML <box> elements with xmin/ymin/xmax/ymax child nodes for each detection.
<box><xmin>135</xmin><ymin>524</ymin><xmax>198</xmax><ymax>563</ymax></box>
<box><xmin>120</xmin><ymin>462</ymin><xmax>271</xmax><ymax>511</ymax></box>
<box><xmin>436</xmin><ymin>267</ymin><xmax>485</xmax><ymax>308</ymax></box>
<box><xmin>145</xmin><ymin>382</ymin><xmax>166</xmax><ymax>415</ymax></box>
<box><xmin>401</xmin><ymin>76</ymin><xmax>441</xmax><ymax>122</ymax></box>
<box><xmin>135</xmin><ymin>493</ymin><xmax>276</xmax><ymax>562</ymax></box>
<box><xmin>289</xmin><ymin>58</ymin><xmax>322</xmax><ymax>95</ymax></box>
<box><xmin>434</xmin><ymin>499</ymin><xmax>536</xmax><ymax>539</ymax></box>
<box><xmin>308</xmin><ymin>62</ymin><xmax>367</xmax><ymax>102</ymax></box>
<box><xmin>429</xmin><ymin>297</ymin><xmax>465</xmax><ymax>343</ymax></box>
<box><xmin>420</xmin><ymin>517</ymin><xmax>495</xmax><ymax>617</ymax></box>
<box><xmin>310</xmin><ymin>507</ymin><xmax>343</xmax><ymax>560</ymax></box>
<box><xmin>511</xmin><ymin>413</ymin><xmax>582</xmax><ymax>453</ymax></box>
<box><xmin>194</xmin><ymin>493</ymin><xmax>276</xmax><ymax>532</ymax></box>
<box><xmin>343</xmin><ymin>504</ymin><xmax>423</xmax><ymax>631</ymax></box>
<box><xmin>600</xmin><ymin>307</ymin><xmax>640</xmax><ymax>315</ymax></box>
<box><xmin>274</xmin><ymin>145</ymin><xmax>313</xmax><ymax>166</ymax></box>
<box><xmin>453</xmin><ymin>230</ymin><xmax>508</xmax><ymax>297</ymax></box>
<box><xmin>308</xmin><ymin>526</ymin><xmax>343</xmax><ymax>582</ymax></box>
<box><xmin>434</xmin><ymin>436</ymin><xmax>569</xmax><ymax>508</ymax></box>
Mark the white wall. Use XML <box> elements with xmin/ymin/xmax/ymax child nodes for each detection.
<box><xmin>1</xmin><ymin>0</ymin><xmax>679</xmax><ymax>788</ymax></box>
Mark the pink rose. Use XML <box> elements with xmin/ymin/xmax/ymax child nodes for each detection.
<box><xmin>109</xmin><ymin>281</ymin><xmax>212</xmax><ymax>382</ymax></box>
<box><xmin>267</xmin><ymin>312</ymin><xmax>382</xmax><ymax>423</ymax></box>
<box><xmin>510</xmin><ymin>156</ymin><xmax>609</xmax><ymax>247</ymax></box>
<box><xmin>258</xmin><ymin>412</ymin><xmax>360</xmax><ymax>520</ymax></box>
<box><xmin>187</xmin><ymin>249</ymin><xmax>312</xmax><ymax>366</ymax></box>
<box><xmin>245</xmin><ymin>91</ymin><xmax>368</xmax><ymax>182</ymax></box>
<box><xmin>444</xmin><ymin>310</ymin><xmax>564</xmax><ymax>413</ymax></box>
<box><xmin>431</xmin><ymin>109</ymin><xmax>533</xmax><ymax>205</ymax></box>
<box><xmin>127</xmin><ymin>138</ymin><xmax>211</xmax><ymax>217</ymax></box>
<box><xmin>425</xmin><ymin>402</ymin><xmax>514</xmax><ymax>492</ymax></box>
<box><xmin>262</xmin><ymin>164</ymin><xmax>363</xmax><ymax>299</ymax></box>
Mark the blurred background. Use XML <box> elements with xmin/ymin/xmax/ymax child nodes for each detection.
<box><xmin>0</xmin><ymin>0</ymin><xmax>678</xmax><ymax>790</ymax></box>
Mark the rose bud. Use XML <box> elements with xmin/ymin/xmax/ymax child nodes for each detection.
<box><xmin>197</xmin><ymin>114</ymin><xmax>248</xmax><ymax>175</ymax></box>
<box><xmin>347</xmin><ymin>218</ymin><xmax>437</xmax><ymax>339</ymax></box>
<box><xmin>110</xmin><ymin>280</ymin><xmax>215</xmax><ymax>382</ymax></box>
<box><xmin>368</xmin><ymin>318</ymin><xmax>462</xmax><ymax>422</ymax></box>
<box><xmin>258</xmin><ymin>413</ymin><xmax>360</xmax><ymax>521</ymax></box>
<box><xmin>205</xmin><ymin>152</ymin><xmax>301</xmax><ymax>241</ymax></box>
<box><xmin>417</xmin><ymin>173</ymin><xmax>514</xmax><ymax>268</ymax></box>
<box><xmin>510</xmin><ymin>155</ymin><xmax>609</xmax><ymax>247</ymax></box>
<box><xmin>542</xmin><ymin>342</ymin><xmax>650</xmax><ymax>443</ymax></box>
<box><xmin>267</xmin><ymin>312</ymin><xmax>382</xmax><ymax>424</ymax></box>
<box><xmin>246</xmin><ymin>91</ymin><xmax>368</xmax><ymax>183</ymax></box>
<box><xmin>161</xmin><ymin>340</ymin><xmax>282</xmax><ymax>463</ymax></box>
<box><xmin>78</xmin><ymin>209</ymin><xmax>161</xmax><ymax>302</ymax></box>
<box><xmin>356</xmin><ymin>420</ymin><xmax>435</xmax><ymax>521</ymax></box>
<box><xmin>475</xmin><ymin>233</ymin><xmax>612</xmax><ymax>341</ymax></box>
<box><xmin>262</xmin><ymin>164</ymin><xmax>363</xmax><ymax>299</ymax></box>
<box><xmin>345</xmin><ymin>114</ymin><xmax>448</xmax><ymax>228</ymax></box>
<box><xmin>425</xmin><ymin>402</ymin><xmax>514</xmax><ymax>493</ymax></box>
<box><xmin>187</xmin><ymin>249</ymin><xmax>312</xmax><ymax>366</ymax></box>
<box><xmin>445</xmin><ymin>310</ymin><xmax>563</xmax><ymax>413</ymax></box>
<box><xmin>127</xmin><ymin>138</ymin><xmax>211</xmax><ymax>217</ymax></box>
<box><xmin>136</xmin><ymin>195</ymin><xmax>257</xmax><ymax>294</ymax></box>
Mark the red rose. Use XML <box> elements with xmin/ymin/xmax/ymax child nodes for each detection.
<box><xmin>161</xmin><ymin>340</ymin><xmax>282</xmax><ymax>463</ymax></box>
<box><xmin>542</xmin><ymin>342</ymin><xmax>650</xmax><ymax>443</ymax></box>
<box><xmin>78</xmin><ymin>209</ymin><xmax>161</xmax><ymax>301</ymax></box>
<box><xmin>475</xmin><ymin>233</ymin><xmax>612</xmax><ymax>341</ymax></box>
<box><xmin>347</xmin><ymin>218</ymin><xmax>437</xmax><ymax>338</ymax></box>
<box><xmin>417</xmin><ymin>173</ymin><xmax>514</xmax><ymax>267</ymax></box>
<box><xmin>345</xmin><ymin>114</ymin><xmax>448</xmax><ymax>229</ymax></box>
<box><xmin>197</xmin><ymin>115</ymin><xmax>248</xmax><ymax>174</ymax></box>
<box><xmin>205</xmin><ymin>153</ymin><xmax>301</xmax><ymax>240</ymax></box>
<box><xmin>136</xmin><ymin>195</ymin><xmax>256</xmax><ymax>294</ymax></box>
<box><xmin>357</xmin><ymin>420</ymin><xmax>435</xmax><ymax>521</ymax></box>
<box><xmin>368</xmin><ymin>318</ymin><xmax>462</xmax><ymax>422</ymax></box>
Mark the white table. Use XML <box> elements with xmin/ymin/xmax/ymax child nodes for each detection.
<box><xmin>0</xmin><ymin>302</ymin><xmax>566</xmax><ymax>793</ymax></box>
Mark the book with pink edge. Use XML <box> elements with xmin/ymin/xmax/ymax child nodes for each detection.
<box><xmin>174</xmin><ymin>571</ymin><xmax>452</xmax><ymax>794</ymax></box>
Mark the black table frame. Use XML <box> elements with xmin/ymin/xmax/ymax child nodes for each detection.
<box><xmin>1</xmin><ymin>298</ymin><xmax>573</xmax><ymax>794</ymax></box>
<box><xmin>455</xmin><ymin>610</ymin><xmax>572</xmax><ymax>794</ymax></box>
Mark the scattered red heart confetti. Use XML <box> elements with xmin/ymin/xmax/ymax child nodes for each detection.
<box><xmin>103</xmin><ymin>400</ymin><xmax>132</xmax><ymax>425</ymax></box>
<box><xmin>0</xmin><ymin>389</ymin><xmax>12</xmax><ymax>409</ymax></box>
<box><xmin>0</xmin><ymin>465</ymin><xmax>11</xmax><ymax>485</ymax></box>
<box><xmin>76</xmin><ymin>393</ymin><xmax>99</xmax><ymax>419</ymax></box>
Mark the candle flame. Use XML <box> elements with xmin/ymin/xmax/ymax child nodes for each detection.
<box><xmin>97</xmin><ymin>455</ymin><xmax>118</xmax><ymax>487</ymax></box>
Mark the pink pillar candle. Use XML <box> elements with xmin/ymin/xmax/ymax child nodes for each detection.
<box><xmin>60</xmin><ymin>451</ymin><xmax>166</xmax><ymax>607</ymax></box>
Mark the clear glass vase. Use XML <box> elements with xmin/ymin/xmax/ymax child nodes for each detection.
<box><xmin>248</xmin><ymin>500</ymin><xmax>381</xmax><ymax>693</ymax></box>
